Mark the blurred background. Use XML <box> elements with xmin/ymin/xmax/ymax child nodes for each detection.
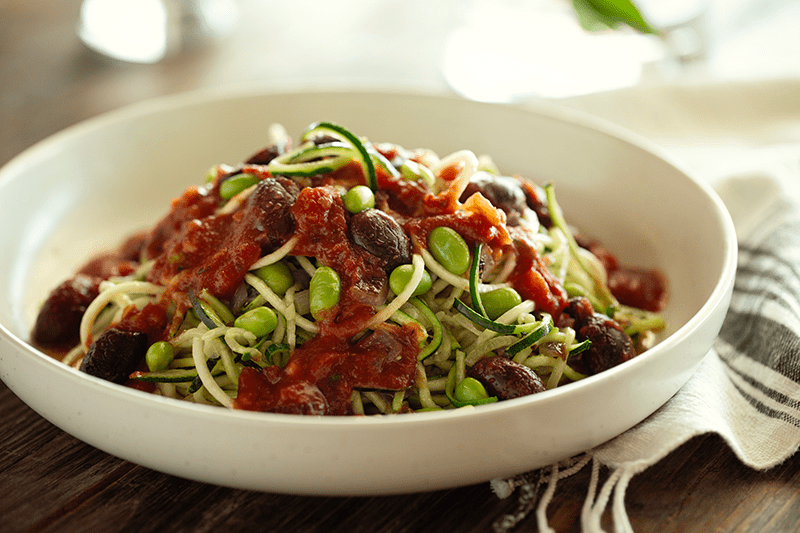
<box><xmin>2</xmin><ymin>0</ymin><xmax>799</xmax><ymax>168</ymax></box>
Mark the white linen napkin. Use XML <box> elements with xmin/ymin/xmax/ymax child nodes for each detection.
<box><xmin>490</xmin><ymin>79</ymin><xmax>800</xmax><ymax>532</ymax></box>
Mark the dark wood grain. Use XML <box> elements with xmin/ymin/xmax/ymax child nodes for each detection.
<box><xmin>2</xmin><ymin>2</ymin><xmax>800</xmax><ymax>532</ymax></box>
<box><xmin>4</xmin><ymin>377</ymin><xmax>800</xmax><ymax>533</ymax></box>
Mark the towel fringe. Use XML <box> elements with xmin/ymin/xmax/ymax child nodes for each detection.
<box><xmin>491</xmin><ymin>454</ymin><xmax>592</xmax><ymax>533</ymax></box>
<box><xmin>492</xmin><ymin>455</ymin><xmax>642</xmax><ymax>533</ymax></box>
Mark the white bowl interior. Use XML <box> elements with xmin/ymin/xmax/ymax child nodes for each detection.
<box><xmin>0</xmin><ymin>90</ymin><xmax>736</xmax><ymax>495</ymax></box>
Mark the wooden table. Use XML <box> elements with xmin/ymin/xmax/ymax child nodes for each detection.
<box><xmin>2</xmin><ymin>2</ymin><xmax>800</xmax><ymax>531</ymax></box>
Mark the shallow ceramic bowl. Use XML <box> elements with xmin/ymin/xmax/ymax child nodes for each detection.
<box><xmin>0</xmin><ymin>90</ymin><xmax>737</xmax><ymax>495</ymax></box>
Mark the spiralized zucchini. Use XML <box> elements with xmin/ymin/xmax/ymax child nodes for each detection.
<box><xmin>65</xmin><ymin>121</ymin><xmax>665</xmax><ymax>413</ymax></box>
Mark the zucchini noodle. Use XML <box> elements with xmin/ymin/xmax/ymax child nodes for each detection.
<box><xmin>432</xmin><ymin>149</ymin><xmax>478</xmax><ymax>198</ymax></box>
<box><xmin>192</xmin><ymin>336</ymin><xmax>233</xmax><ymax>408</ymax></box>
<box><xmin>79</xmin><ymin>281</ymin><xmax>165</xmax><ymax>350</ymax></box>
<box><xmin>362</xmin><ymin>254</ymin><xmax>424</xmax><ymax>332</ymax></box>
<box><xmin>217</xmin><ymin>183</ymin><xmax>258</xmax><ymax>215</ymax></box>
<box><xmin>421</xmin><ymin>248</ymin><xmax>509</xmax><ymax>294</ymax></box>
<box><xmin>249</xmin><ymin>235</ymin><xmax>299</xmax><ymax>271</ymax></box>
<box><xmin>39</xmin><ymin>121</ymin><xmax>667</xmax><ymax>415</ymax></box>
<box><xmin>244</xmin><ymin>273</ymin><xmax>318</xmax><ymax>335</ymax></box>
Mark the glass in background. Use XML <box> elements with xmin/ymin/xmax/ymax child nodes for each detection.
<box><xmin>78</xmin><ymin>0</ymin><xmax>239</xmax><ymax>64</ymax></box>
<box><xmin>441</xmin><ymin>0</ymin><xmax>710</xmax><ymax>102</ymax></box>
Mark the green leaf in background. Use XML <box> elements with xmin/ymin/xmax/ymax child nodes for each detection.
<box><xmin>571</xmin><ymin>0</ymin><xmax>658</xmax><ymax>34</ymax></box>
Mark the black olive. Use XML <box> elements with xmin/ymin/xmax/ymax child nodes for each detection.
<box><xmin>468</xmin><ymin>356</ymin><xmax>546</xmax><ymax>400</ymax></box>
<box><xmin>80</xmin><ymin>328</ymin><xmax>148</xmax><ymax>384</ymax></box>
<box><xmin>31</xmin><ymin>274</ymin><xmax>101</xmax><ymax>352</ymax></box>
<box><xmin>460</xmin><ymin>172</ymin><xmax>528</xmax><ymax>225</ymax></box>
<box><xmin>560</xmin><ymin>297</ymin><xmax>636</xmax><ymax>375</ymax></box>
<box><xmin>349</xmin><ymin>208</ymin><xmax>411</xmax><ymax>273</ymax></box>
<box><xmin>247</xmin><ymin>177</ymin><xmax>302</xmax><ymax>251</ymax></box>
<box><xmin>245</xmin><ymin>143</ymin><xmax>286</xmax><ymax>165</ymax></box>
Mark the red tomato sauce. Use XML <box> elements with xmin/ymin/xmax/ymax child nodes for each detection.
<box><xmin>235</xmin><ymin>323</ymin><xmax>421</xmax><ymax>415</ymax></box>
<box><xmin>579</xmin><ymin>238</ymin><xmax>668</xmax><ymax>313</ymax></box>
<box><xmin>608</xmin><ymin>267</ymin><xmax>668</xmax><ymax>312</ymax></box>
<box><xmin>36</xmin><ymin>138</ymin><xmax>666</xmax><ymax>415</ymax></box>
<box><xmin>288</xmin><ymin>186</ymin><xmax>387</xmax><ymax>337</ymax></box>
<box><xmin>507</xmin><ymin>232</ymin><xmax>569</xmax><ymax>316</ymax></box>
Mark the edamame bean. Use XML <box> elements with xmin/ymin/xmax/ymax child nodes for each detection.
<box><xmin>389</xmin><ymin>264</ymin><xmax>432</xmax><ymax>296</ymax></box>
<box><xmin>254</xmin><ymin>261</ymin><xmax>294</xmax><ymax>296</ymax></box>
<box><xmin>399</xmin><ymin>160</ymin><xmax>436</xmax><ymax>188</ymax></box>
<box><xmin>454</xmin><ymin>377</ymin><xmax>489</xmax><ymax>402</ymax></box>
<box><xmin>480</xmin><ymin>287</ymin><xmax>523</xmax><ymax>320</ymax></box>
<box><xmin>235</xmin><ymin>307</ymin><xmax>278</xmax><ymax>337</ymax></box>
<box><xmin>220</xmin><ymin>173</ymin><xmax>259</xmax><ymax>200</ymax></box>
<box><xmin>309</xmin><ymin>266</ymin><xmax>341</xmax><ymax>320</ymax></box>
<box><xmin>343</xmin><ymin>185</ymin><xmax>375</xmax><ymax>214</ymax></box>
<box><xmin>145</xmin><ymin>341</ymin><xmax>174</xmax><ymax>372</ymax></box>
<box><xmin>418</xmin><ymin>164</ymin><xmax>436</xmax><ymax>188</ymax></box>
<box><xmin>428</xmin><ymin>226</ymin><xmax>470</xmax><ymax>275</ymax></box>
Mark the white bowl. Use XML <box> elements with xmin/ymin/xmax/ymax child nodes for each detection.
<box><xmin>0</xmin><ymin>89</ymin><xmax>736</xmax><ymax>495</ymax></box>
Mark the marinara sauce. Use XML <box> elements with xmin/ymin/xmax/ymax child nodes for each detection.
<box><xmin>32</xmin><ymin>138</ymin><xmax>667</xmax><ymax>416</ymax></box>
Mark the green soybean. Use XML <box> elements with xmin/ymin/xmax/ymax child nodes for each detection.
<box><xmin>235</xmin><ymin>307</ymin><xmax>278</xmax><ymax>337</ymax></box>
<box><xmin>480</xmin><ymin>287</ymin><xmax>523</xmax><ymax>320</ymax></box>
<box><xmin>343</xmin><ymin>185</ymin><xmax>375</xmax><ymax>214</ymax></box>
<box><xmin>389</xmin><ymin>264</ymin><xmax>432</xmax><ymax>296</ymax></box>
<box><xmin>399</xmin><ymin>160</ymin><xmax>435</xmax><ymax>188</ymax></box>
<box><xmin>145</xmin><ymin>341</ymin><xmax>174</xmax><ymax>372</ymax></box>
<box><xmin>254</xmin><ymin>261</ymin><xmax>294</xmax><ymax>296</ymax></box>
<box><xmin>428</xmin><ymin>226</ymin><xmax>470</xmax><ymax>275</ymax></box>
<box><xmin>309</xmin><ymin>266</ymin><xmax>341</xmax><ymax>320</ymax></box>
<box><xmin>454</xmin><ymin>377</ymin><xmax>489</xmax><ymax>402</ymax></box>
<box><xmin>220</xmin><ymin>173</ymin><xmax>259</xmax><ymax>200</ymax></box>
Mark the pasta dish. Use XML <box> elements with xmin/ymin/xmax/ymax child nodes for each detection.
<box><xmin>30</xmin><ymin>122</ymin><xmax>667</xmax><ymax>415</ymax></box>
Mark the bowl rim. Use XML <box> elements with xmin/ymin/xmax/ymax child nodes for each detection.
<box><xmin>0</xmin><ymin>86</ymin><xmax>739</xmax><ymax>429</ymax></box>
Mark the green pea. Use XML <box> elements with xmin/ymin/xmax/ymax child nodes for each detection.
<box><xmin>428</xmin><ymin>226</ymin><xmax>470</xmax><ymax>275</ymax></box>
<box><xmin>454</xmin><ymin>377</ymin><xmax>489</xmax><ymax>402</ymax></box>
<box><xmin>480</xmin><ymin>287</ymin><xmax>523</xmax><ymax>320</ymax></box>
<box><xmin>309</xmin><ymin>266</ymin><xmax>341</xmax><ymax>320</ymax></box>
<box><xmin>235</xmin><ymin>307</ymin><xmax>278</xmax><ymax>337</ymax></box>
<box><xmin>343</xmin><ymin>185</ymin><xmax>375</xmax><ymax>214</ymax></box>
<box><xmin>145</xmin><ymin>341</ymin><xmax>174</xmax><ymax>372</ymax></box>
<box><xmin>220</xmin><ymin>173</ymin><xmax>259</xmax><ymax>200</ymax></box>
<box><xmin>254</xmin><ymin>261</ymin><xmax>294</xmax><ymax>296</ymax></box>
<box><xmin>389</xmin><ymin>264</ymin><xmax>432</xmax><ymax>296</ymax></box>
